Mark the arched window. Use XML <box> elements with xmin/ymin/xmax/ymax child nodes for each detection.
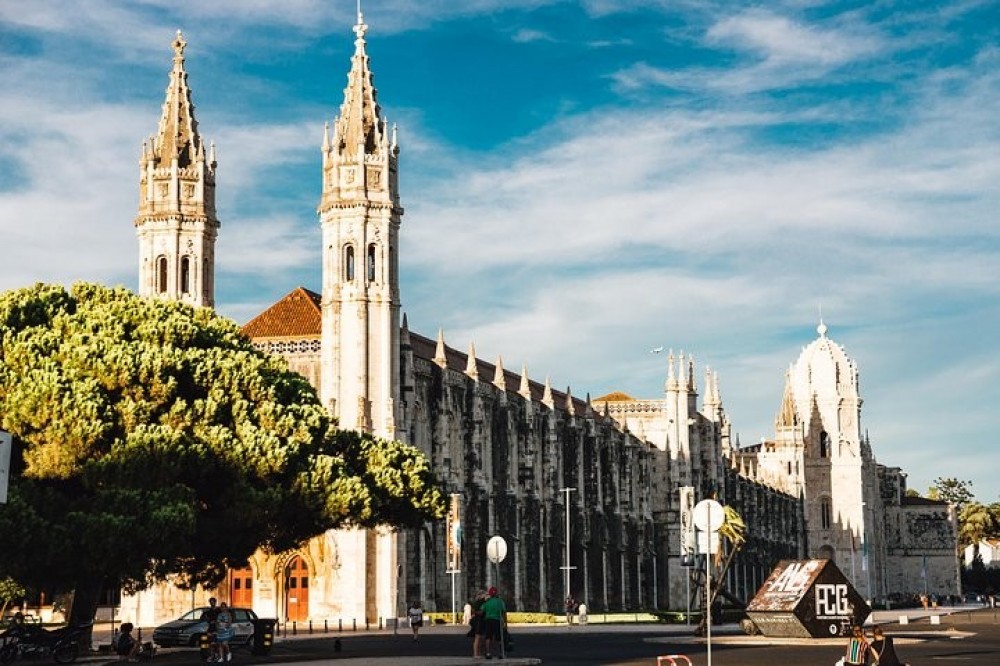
<box><xmin>820</xmin><ymin>498</ymin><xmax>832</xmax><ymax>529</ymax></box>
<box><xmin>180</xmin><ymin>256</ymin><xmax>191</xmax><ymax>294</ymax></box>
<box><xmin>344</xmin><ymin>245</ymin><xmax>355</xmax><ymax>281</ymax></box>
<box><xmin>367</xmin><ymin>243</ymin><xmax>377</xmax><ymax>282</ymax></box>
<box><xmin>157</xmin><ymin>256</ymin><xmax>168</xmax><ymax>293</ymax></box>
<box><xmin>819</xmin><ymin>431</ymin><xmax>830</xmax><ymax>458</ymax></box>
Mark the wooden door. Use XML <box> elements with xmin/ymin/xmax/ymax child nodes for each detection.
<box><xmin>285</xmin><ymin>556</ymin><xmax>309</xmax><ymax>622</ymax></box>
<box><xmin>230</xmin><ymin>565</ymin><xmax>253</xmax><ymax>608</ymax></box>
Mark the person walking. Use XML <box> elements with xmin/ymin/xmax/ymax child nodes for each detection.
<box><xmin>406</xmin><ymin>600</ymin><xmax>423</xmax><ymax>642</ymax></box>
<box><xmin>480</xmin><ymin>586</ymin><xmax>507</xmax><ymax>660</ymax></box>
<box><xmin>565</xmin><ymin>595</ymin><xmax>576</xmax><ymax>627</ymax></box>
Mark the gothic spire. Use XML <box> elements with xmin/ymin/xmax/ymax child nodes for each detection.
<box><xmin>776</xmin><ymin>368</ymin><xmax>800</xmax><ymax>427</ymax></box>
<box><xmin>136</xmin><ymin>30</ymin><xmax>218</xmax><ymax>308</ymax></box>
<box><xmin>518</xmin><ymin>365</ymin><xmax>531</xmax><ymax>398</ymax></box>
<box><xmin>434</xmin><ymin>329</ymin><xmax>447</xmax><ymax>367</ymax></box>
<box><xmin>493</xmin><ymin>355</ymin><xmax>506</xmax><ymax>390</ymax></box>
<box><xmin>465</xmin><ymin>341</ymin><xmax>479</xmax><ymax>379</ymax></box>
<box><xmin>153</xmin><ymin>31</ymin><xmax>204</xmax><ymax>168</ymax></box>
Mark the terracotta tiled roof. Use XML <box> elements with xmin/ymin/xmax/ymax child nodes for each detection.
<box><xmin>593</xmin><ymin>391</ymin><xmax>635</xmax><ymax>402</ymax></box>
<box><xmin>242</xmin><ymin>287</ymin><xmax>321</xmax><ymax>339</ymax></box>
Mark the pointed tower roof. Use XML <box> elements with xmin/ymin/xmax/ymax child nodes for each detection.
<box><xmin>153</xmin><ymin>31</ymin><xmax>203</xmax><ymax>168</ymax></box>
<box><xmin>335</xmin><ymin>8</ymin><xmax>386</xmax><ymax>159</ymax></box>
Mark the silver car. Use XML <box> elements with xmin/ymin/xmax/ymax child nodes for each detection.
<box><xmin>151</xmin><ymin>607</ymin><xmax>256</xmax><ymax>648</ymax></box>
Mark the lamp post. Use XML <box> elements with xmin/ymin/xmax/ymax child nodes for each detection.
<box><xmin>560</xmin><ymin>487</ymin><xmax>577</xmax><ymax>606</ymax></box>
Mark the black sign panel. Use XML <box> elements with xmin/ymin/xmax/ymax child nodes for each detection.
<box><xmin>746</xmin><ymin>559</ymin><xmax>870</xmax><ymax>638</ymax></box>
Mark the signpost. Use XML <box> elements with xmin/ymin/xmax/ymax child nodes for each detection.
<box><xmin>693</xmin><ymin>498</ymin><xmax>724</xmax><ymax>666</ymax></box>
<box><xmin>487</xmin><ymin>534</ymin><xmax>507</xmax><ymax>588</ymax></box>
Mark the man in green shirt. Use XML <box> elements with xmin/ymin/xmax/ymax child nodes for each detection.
<box><xmin>480</xmin><ymin>586</ymin><xmax>507</xmax><ymax>659</ymax></box>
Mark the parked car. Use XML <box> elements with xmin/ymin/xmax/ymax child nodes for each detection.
<box><xmin>152</xmin><ymin>607</ymin><xmax>256</xmax><ymax>648</ymax></box>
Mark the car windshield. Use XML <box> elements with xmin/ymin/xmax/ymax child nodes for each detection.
<box><xmin>177</xmin><ymin>609</ymin><xmax>209</xmax><ymax>621</ymax></box>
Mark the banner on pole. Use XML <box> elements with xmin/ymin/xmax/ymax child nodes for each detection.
<box><xmin>0</xmin><ymin>431</ymin><xmax>11</xmax><ymax>504</ymax></box>
<box><xmin>446</xmin><ymin>494</ymin><xmax>462</xmax><ymax>573</ymax></box>
<box><xmin>679</xmin><ymin>486</ymin><xmax>695</xmax><ymax>562</ymax></box>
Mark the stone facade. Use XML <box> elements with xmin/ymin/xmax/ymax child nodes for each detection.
<box><xmin>123</xmin><ymin>14</ymin><xmax>957</xmax><ymax>628</ymax></box>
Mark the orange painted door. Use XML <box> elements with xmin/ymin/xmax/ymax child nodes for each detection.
<box><xmin>230</xmin><ymin>566</ymin><xmax>253</xmax><ymax>608</ymax></box>
<box><xmin>285</xmin><ymin>556</ymin><xmax>309</xmax><ymax>622</ymax></box>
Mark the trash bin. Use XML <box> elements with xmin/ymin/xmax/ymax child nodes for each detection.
<box><xmin>199</xmin><ymin>632</ymin><xmax>212</xmax><ymax>661</ymax></box>
<box><xmin>251</xmin><ymin>619</ymin><xmax>277</xmax><ymax>655</ymax></box>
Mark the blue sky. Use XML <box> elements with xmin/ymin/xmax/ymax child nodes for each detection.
<box><xmin>1</xmin><ymin>1</ymin><xmax>998</xmax><ymax>502</ymax></box>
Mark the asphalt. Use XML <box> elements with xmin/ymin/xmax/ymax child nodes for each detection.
<box><xmin>77</xmin><ymin>603</ymin><xmax>994</xmax><ymax>666</ymax></box>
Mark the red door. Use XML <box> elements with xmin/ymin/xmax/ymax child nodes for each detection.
<box><xmin>230</xmin><ymin>566</ymin><xmax>253</xmax><ymax>608</ymax></box>
<box><xmin>285</xmin><ymin>556</ymin><xmax>309</xmax><ymax>622</ymax></box>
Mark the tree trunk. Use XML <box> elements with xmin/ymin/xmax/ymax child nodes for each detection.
<box><xmin>68</xmin><ymin>578</ymin><xmax>103</xmax><ymax>650</ymax></box>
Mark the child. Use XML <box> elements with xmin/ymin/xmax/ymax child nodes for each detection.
<box><xmin>115</xmin><ymin>623</ymin><xmax>139</xmax><ymax>662</ymax></box>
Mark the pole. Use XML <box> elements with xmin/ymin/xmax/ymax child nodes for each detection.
<box><xmin>706</xmin><ymin>509</ymin><xmax>712</xmax><ymax>666</ymax></box>
<box><xmin>451</xmin><ymin>571</ymin><xmax>456</xmax><ymax>624</ymax></box>
<box><xmin>560</xmin><ymin>487</ymin><xmax>576</xmax><ymax>607</ymax></box>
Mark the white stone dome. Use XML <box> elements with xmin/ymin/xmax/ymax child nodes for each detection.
<box><xmin>790</xmin><ymin>321</ymin><xmax>859</xmax><ymax>428</ymax></box>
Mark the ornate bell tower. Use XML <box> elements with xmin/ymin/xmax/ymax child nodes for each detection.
<box><xmin>136</xmin><ymin>31</ymin><xmax>219</xmax><ymax>308</ymax></box>
<box><xmin>318</xmin><ymin>10</ymin><xmax>402</xmax><ymax>441</ymax></box>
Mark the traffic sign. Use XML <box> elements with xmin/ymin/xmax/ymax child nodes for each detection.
<box><xmin>486</xmin><ymin>535</ymin><xmax>508</xmax><ymax>564</ymax></box>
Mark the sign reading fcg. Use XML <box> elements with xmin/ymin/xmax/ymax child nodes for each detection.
<box><xmin>814</xmin><ymin>583</ymin><xmax>850</xmax><ymax>619</ymax></box>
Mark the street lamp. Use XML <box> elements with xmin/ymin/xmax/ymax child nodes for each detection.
<box><xmin>560</xmin><ymin>487</ymin><xmax>577</xmax><ymax>606</ymax></box>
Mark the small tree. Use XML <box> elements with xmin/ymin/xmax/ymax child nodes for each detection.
<box><xmin>0</xmin><ymin>577</ymin><xmax>25</xmax><ymax>619</ymax></box>
<box><xmin>928</xmin><ymin>477</ymin><xmax>975</xmax><ymax>514</ymax></box>
<box><xmin>0</xmin><ymin>283</ymin><xmax>444</xmax><ymax>627</ymax></box>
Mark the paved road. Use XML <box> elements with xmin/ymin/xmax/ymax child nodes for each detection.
<box><xmin>91</xmin><ymin>606</ymin><xmax>1000</xmax><ymax>665</ymax></box>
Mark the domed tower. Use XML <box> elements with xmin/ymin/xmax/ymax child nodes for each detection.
<box><xmin>791</xmin><ymin>321</ymin><xmax>881</xmax><ymax>597</ymax></box>
<box><xmin>136</xmin><ymin>31</ymin><xmax>219</xmax><ymax>308</ymax></box>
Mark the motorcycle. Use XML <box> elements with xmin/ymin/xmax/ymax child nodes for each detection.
<box><xmin>0</xmin><ymin>622</ymin><xmax>92</xmax><ymax>664</ymax></box>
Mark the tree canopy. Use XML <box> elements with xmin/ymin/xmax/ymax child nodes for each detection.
<box><xmin>0</xmin><ymin>283</ymin><xmax>444</xmax><ymax>606</ymax></box>
<box><xmin>928</xmin><ymin>477</ymin><xmax>975</xmax><ymax>513</ymax></box>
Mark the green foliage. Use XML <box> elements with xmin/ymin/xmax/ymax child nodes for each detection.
<box><xmin>928</xmin><ymin>477</ymin><xmax>974</xmax><ymax>512</ymax></box>
<box><xmin>959</xmin><ymin>502</ymin><xmax>999</xmax><ymax>548</ymax></box>
<box><xmin>0</xmin><ymin>283</ymin><xmax>444</xmax><ymax>596</ymax></box>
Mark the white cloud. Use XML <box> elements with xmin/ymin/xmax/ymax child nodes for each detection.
<box><xmin>707</xmin><ymin>9</ymin><xmax>882</xmax><ymax>66</ymax></box>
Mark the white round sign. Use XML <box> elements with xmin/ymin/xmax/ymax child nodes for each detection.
<box><xmin>692</xmin><ymin>499</ymin><xmax>725</xmax><ymax>533</ymax></box>
<box><xmin>486</xmin><ymin>535</ymin><xmax>508</xmax><ymax>564</ymax></box>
